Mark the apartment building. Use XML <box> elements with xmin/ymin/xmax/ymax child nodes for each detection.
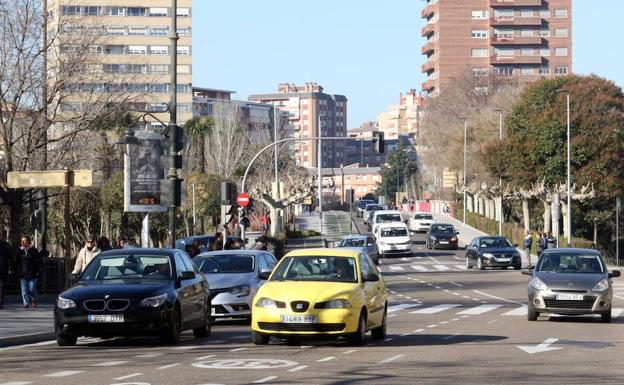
<box><xmin>421</xmin><ymin>0</ymin><xmax>572</xmax><ymax>96</ymax></box>
<box><xmin>51</xmin><ymin>1</ymin><xmax>193</xmax><ymax>127</ymax></box>
<box><xmin>319</xmin><ymin>166</ymin><xmax>382</xmax><ymax>202</ymax></box>
<box><xmin>377</xmin><ymin>90</ymin><xmax>425</xmax><ymax>140</ymax></box>
<box><xmin>249</xmin><ymin>83</ymin><xmax>348</xmax><ymax>169</ymax></box>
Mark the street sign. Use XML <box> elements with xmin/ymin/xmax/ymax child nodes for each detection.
<box><xmin>236</xmin><ymin>193</ymin><xmax>251</xmax><ymax>207</ymax></box>
<box><xmin>124</xmin><ymin>131</ymin><xmax>167</xmax><ymax>213</ymax></box>
<box><xmin>7</xmin><ymin>170</ymin><xmax>92</xmax><ymax>188</ymax></box>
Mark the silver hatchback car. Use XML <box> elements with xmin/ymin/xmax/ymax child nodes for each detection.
<box><xmin>523</xmin><ymin>248</ymin><xmax>620</xmax><ymax>322</ymax></box>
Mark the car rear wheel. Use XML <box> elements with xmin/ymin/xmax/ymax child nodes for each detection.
<box><xmin>252</xmin><ymin>331</ymin><xmax>270</xmax><ymax>345</ymax></box>
<box><xmin>514</xmin><ymin>265</ymin><xmax>521</xmax><ymax>270</ymax></box>
<box><xmin>161</xmin><ymin>305</ymin><xmax>181</xmax><ymax>344</ymax></box>
<box><xmin>477</xmin><ymin>258</ymin><xmax>484</xmax><ymax>270</ymax></box>
<box><xmin>601</xmin><ymin>308</ymin><xmax>612</xmax><ymax>323</ymax></box>
<box><xmin>56</xmin><ymin>334</ymin><xmax>77</xmax><ymax>347</ymax></box>
<box><xmin>465</xmin><ymin>257</ymin><xmax>472</xmax><ymax>269</ymax></box>
<box><xmin>527</xmin><ymin>307</ymin><xmax>538</xmax><ymax>321</ymax></box>
<box><xmin>193</xmin><ymin>301</ymin><xmax>212</xmax><ymax>338</ymax></box>
<box><xmin>347</xmin><ymin>313</ymin><xmax>367</xmax><ymax>346</ymax></box>
<box><xmin>371</xmin><ymin>306</ymin><xmax>387</xmax><ymax>340</ymax></box>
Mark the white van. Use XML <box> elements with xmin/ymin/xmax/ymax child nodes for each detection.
<box><xmin>371</xmin><ymin>210</ymin><xmax>403</xmax><ymax>238</ymax></box>
<box><xmin>376</xmin><ymin>222</ymin><xmax>412</xmax><ymax>258</ymax></box>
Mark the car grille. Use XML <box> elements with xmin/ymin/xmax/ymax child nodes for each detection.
<box><xmin>544</xmin><ymin>299</ymin><xmax>595</xmax><ymax>309</ymax></box>
<box><xmin>213</xmin><ymin>305</ymin><xmax>228</xmax><ymax>314</ymax></box>
<box><xmin>82</xmin><ymin>299</ymin><xmax>130</xmax><ymax>312</ymax></box>
<box><xmin>83</xmin><ymin>299</ymin><xmax>106</xmax><ymax>312</ymax></box>
<box><xmin>258</xmin><ymin>322</ymin><xmax>345</xmax><ymax>332</ymax></box>
<box><xmin>291</xmin><ymin>301</ymin><xmax>310</xmax><ymax>313</ymax></box>
<box><xmin>107</xmin><ymin>299</ymin><xmax>130</xmax><ymax>311</ymax></box>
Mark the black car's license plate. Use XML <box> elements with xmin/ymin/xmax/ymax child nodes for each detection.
<box><xmin>87</xmin><ymin>314</ymin><xmax>124</xmax><ymax>323</ymax></box>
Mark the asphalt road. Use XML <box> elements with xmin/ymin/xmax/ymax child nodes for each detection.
<box><xmin>2</xmin><ymin>218</ymin><xmax>623</xmax><ymax>385</ymax></box>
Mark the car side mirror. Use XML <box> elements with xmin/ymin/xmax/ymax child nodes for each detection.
<box><xmin>363</xmin><ymin>273</ymin><xmax>379</xmax><ymax>282</ymax></box>
<box><xmin>180</xmin><ymin>271</ymin><xmax>195</xmax><ymax>280</ymax></box>
<box><xmin>521</xmin><ymin>268</ymin><xmax>533</xmax><ymax>276</ymax></box>
<box><xmin>609</xmin><ymin>270</ymin><xmax>621</xmax><ymax>278</ymax></box>
<box><xmin>455</xmin><ymin>231</ymin><xmax>460</xmax><ymax>235</ymax></box>
<box><xmin>259</xmin><ymin>269</ymin><xmax>272</xmax><ymax>280</ymax></box>
<box><xmin>513</xmin><ymin>244</ymin><xmax>519</xmax><ymax>248</ymax></box>
<box><xmin>66</xmin><ymin>273</ymin><xmax>79</xmax><ymax>284</ymax></box>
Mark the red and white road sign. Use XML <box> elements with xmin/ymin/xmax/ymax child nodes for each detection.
<box><xmin>236</xmin><ymin>193</ymin><xmax>251</xmax><ymax>207</ymax></box>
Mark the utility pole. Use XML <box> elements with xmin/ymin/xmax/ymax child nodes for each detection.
<box><xmin>274</xmin><ymin>105</ymin><xmax>279</xmax><ymax>185</ymax></box>
<box><xmin>493</xmin><ymin>109</ymin><xmax>503</xmax><ymax>236</ymax></box>
<box><xmin>167</xmin><ymin>0</ymin><xmax>180</xmax><ymax>248</ymax></box>
<box><xmin>317</xmin><ymin>114</ymin><xmax>323</xmax><ymax>235</ymax></box>
<box><xmin>566</xmin><ymin>93</ymin><xmax>572</xmax><ymax>246</ymax></box>
<box><xmin>41</xmin><ymin>0</ymin><xmax>49</xmax><ymax>251</ymax></box>
<box><xmin>460</xmin><ymin>118</ymin><xmax>467</xmax><ymax>224</ymax></box>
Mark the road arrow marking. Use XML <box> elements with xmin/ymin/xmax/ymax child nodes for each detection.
<box><xmin>517</xmin><ymin>338</ymin><xmax>562</xmax><ymax>354</ymax></box>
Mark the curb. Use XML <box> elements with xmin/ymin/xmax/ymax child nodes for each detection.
<box><xmin>0</xmin><ymin>331</ymin><xmax>55</xmax><ymax>348</ymax></box>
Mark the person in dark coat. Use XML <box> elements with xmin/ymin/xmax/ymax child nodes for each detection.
<box><xmin>15</xmin><ymin>235</ymin><xmax>43</xmax><ymax>309</ymax></box>
<box><xmin>0</xmin><ymin>231</ymin><xmax>13</xmax><ymax>309</ymax></box>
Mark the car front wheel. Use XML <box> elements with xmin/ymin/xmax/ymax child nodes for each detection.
<box><xmin>601</xmin><ymin>308</ymin><xmax>612</xmax><ymax>323</ymax></box>
<box><xmin>161</xmin><ymin>305</ymin><xmax>181</xmax><ymax>344</ymax></box>
<box><xmin>252</xmin><ymin>331</ymin><xmax>270</xmax><ymax>345</ymax></box>
<box><xmin>193</xmin><ymin>301</ymin><xmax>212</xmax><ymax>338</ymax></box>
<box><xmin>371</xmin><ymin>306</ymin><xmax>387</xmax><ymax>340</ymax></box>
<box><xmin>465</xmin><ymin>257</ymin><xmax>472</xmax><ymax>269</ymax></box>
<box><xmin>347</xmin><ymin>313</ymin><xmax>367</xmax><ymax>346</ymax></box>
<box><xmin>477</xmin><ymin>258</ymin><xmax>484</xmax><ymax>270</ymax></box>
<box><xmin>56</xmin><ymin>334</ymin><xmax>77</xmax><ymax>347</ymax></box>
<box><xmin>527</xmin><ymin>307</ymin><xmax>538</xmax><ymax>321</ymax></box>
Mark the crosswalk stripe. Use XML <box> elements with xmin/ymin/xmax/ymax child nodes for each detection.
<box><xmin>454</xmin><ymin>265</ymin><xmax>467</xmax><ymax>270</ymax></box>
<box><xmin>388</xmin><ymin>303</ymin><xmax>421</xmax><ymax>313</ymax></box>
<box><xmin>433</xmin><ymin>265</ymin><xmax>451</xmax><ymax>271</ymax></box>
<box><xmin>410</xmin><ymin>304</ymin><xmax>461</xmax><ymax>314</ymax></box>
<box><xmin>502</xmin><ymin>306</ymin><xmax>527</xmax><ymax>316</ymax></box>
<box><xmin>456</xmin><ymin>304</ymin><xmax>503</xmax><ymax>315</ymax></box>
<box><xmin>613</xmin><ymin>308</ymin><xmax>624</xmax><ymax>318</ymax></box>
<box><xmin>412</xmin><ymin>265</ymin><xmax>430</xmax><ymax>272</ymax></box>
<box><xmin>389</xmin><ymin>265</ymin><xmax>406</xmax><ymax>271</ymax></box>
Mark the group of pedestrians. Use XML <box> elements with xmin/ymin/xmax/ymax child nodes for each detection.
<box><xmin>522</xmin><ymin>231</ymin><xmax>558</xmax><ymax>268</ymax></box>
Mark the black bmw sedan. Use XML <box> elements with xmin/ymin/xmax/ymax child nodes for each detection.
<box><xmin>54</xmin><ymin>248</ymin><xmax>211</xmax><ymax>346</ymax></box>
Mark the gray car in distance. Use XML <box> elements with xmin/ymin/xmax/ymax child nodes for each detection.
<box><xmin>336</xmin><ymin>234</ymin><xmax>380</xmax><ymax>265</ymax></box>
<box><xmin>193</xmin><ymin>250</ymin><xmax>277</xmax><ymax>319</ymax></box>
<box><xmin>523</xmin><ymin>248</ymin><xmax>620</xmax><ymax>322</ymax></box>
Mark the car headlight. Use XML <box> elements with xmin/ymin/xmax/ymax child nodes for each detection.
<box><xmin>450</xmin><ymin>237</ymin><xmax>458</xmax><ymax>242</ymax></box>
<box><xmin>255</xmin><ymin>297</ymin><xmax>286</xmax><ymax>308</ymax></box>
<box><xmin>379</xmin><ymin>241</ymin><xmax>387</xmax><ymax>245</ymax></box>
<box><xmin>592</xmin><ymin>279</ymin><xmax>609</xmax><ymax>292</ymax></box>
<box><xmin>56</xmin><ymin>297</ymin><xmax>76</xmax><ymax>309</ymax></box>
<box><xmin>530</xmin><ymin>277</ymin><xmax>548</xmax><ymax>290</ymax></box>
<box><xmin>430</xmin><ymin>236</ymin><xmax>437</xmax><ymax>240</ymax></box>
<box><xmin>140</xmin><ymin>293</ymin><xmax>168</xmax><ymax>308</ymax></box>
<box><xmin>483</xmin><ymin>253</ymin><xmax>494</xmax><ymax>259</ymax></box>
<box><xmin>314</xmin><ymin>299</ymin><xmax>352</xmax><ymax>309</ymax></box>
<box><xmin>229</xmin><ymin>284</ymin><xmax>251</xmax><ymax>296</ymax></box>
<box><xmin>403</xmin><ymin>240</ymin><xmax>412</xmax><ymax>245</ymax></box>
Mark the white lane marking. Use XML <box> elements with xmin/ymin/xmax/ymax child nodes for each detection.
<box><xmin>486</xmin><ymin>319</ymin><xmax>498</xmax><ymax>324</ymax></box>
<box><xmin>457</xmin><ymin>304</ymin><xmax>503</xmax><ymax>315</ymax></box>
<box><xmin>300</xmin><ymin>345</ymin><xmax>313</xmax><ymax>349</ymax></box>
<box><xmin>454</xmin><ymin>265</ymin><xmax>468</xmax><ymax>270</ymax></box>
<box><xmin>427</xmin><ymin>255</ymin><xmax>441</xmax><ymax>264</ymax></box>
<box><xmin>389</xmin><ymin>265</ymin><xmax>405</xmax><ymax>271</ymax></box>
<box><xmin>453</xmin><ymin>256</ymin><xmax>463</xmax><ymax>261</ymax></box>
<box><xmin>342</xmin><ymin>349</ymin><xmax>356</xmax><ymax>354</ymax></box>
<box><xmin>414</xmin><ymin>328</ymin><xmax>425</xmax><ymax>332</ymax></box>
<box><xmin>44</xmin><ymin>370</ymin><xmax>84</xmax><ymax>378</ymax></box>
<box><xmin>288</xmin><ymin>365</ymin><xmax>308</xmax><ymax>372</ymax></box>
<box><xmin>440</xmin><ymin>321</ymin><xmax>449</xmax><ymax>324</ymax></box>
<box><xmin>472</xmin><ymin>290</ymin><xmax>524</xmax><ymax>305</ymax></box>
<box><xmin>462</xmin><ymin>296</ymin><xmax>470</xmax><ymax>299</ymax></box>
<box><xmin>503</xmin><ymin>306</ymin><xmax>528</xmax><ymax>316</ymax></box>
<box><xmin>411</xmin><ymin>304</ymin><xmax>461</xmax><ymax>314</ymax></box>
<box><xmin>442</xmin><ymin>333</ymin><xmax>463</xmax><ymax>340</ymax></box>
<box><xmin>114</xmin><ymin>373</ymin><xmax>143</xmax><ymax>380</ymax></box>
<box><xmin>0</xmin><ymin>340</ymin><xmax>56</xmax><ymax>352</ymax></box>
<box><xmin>207</xmin><ymin>339</ymin><xmax>226</xmax><ymax>344</ymax></box>
<box><xmin>427</xmin><ymin>324</ymin><xmax>438</xmax><ymax>328</ymax></box>
<box><xmin>426</xmin><ymin>283</ymin><xmax>433</xmax><ymax>286</ymax></box>
<box><xmin>612</xmin><ymin>294</ymin><xmax>624</xmax><ymax>301</ymax></box>
<box><xmin>390</xmin><ymin>290</ymin><xmax>397</xmax><ymax>294</ymax></box>
<box><xmin>433</xmin><ymin>265</ymin><xmax>451</xmax><ymax>271</ymax></box>
<box><xmin>452</xmin><ymin>292</ymin><xmax>460</xmax><ymax>296</ymax></box>
<box><xmin>0</xmin><ymin>382</ymin><xmax>33</xmax><ymax>385</ymax></box>
<box><xmin>388</xmin><ymin>315</ymin><xmax>397</xmax><ymax>318</ymax></box>
<box><xmin>460</xmin><ymin>315</ymin><xmax>471</xmax><ymax>318</ymax></box>
<box><xmin>254</xmin><ymin>376</ymin><xmax>278</xmax><ymax>383</ymax></box>
<box><xmin>517</xmin><ymin>338</ymin><xmax>562</xmax><ymax>354</ymax></box>
<box><xmin>449</xmin><ymin>281</ymin><xmax>463</xmax><ymax>287</ymax></box>
<box><xmin>401</xmin><ymin>257</ymin><xmax>410</xmax><ymax>261</ymax></box>
<box><xmin>229</xmin><ymin>347</ymin><xmax>247</xmax><ymax>352</ymax></box>
<box><xmin>443</xmin><ymin>289</ymin><xmax>451</xmax><ymax>293</ymax></box>
<box><xmin>134</xmin><ymin>353</ymin><xmax>163</xmax><ymax>358</ymax></box>
<box><xmin>384</xmin><ymin>337</ymin><xmax>394</xmax><ymax>342</ymax></box>
<box><xmin>387</xmin><ymin>303</ymin><xmax>421</xmax><ymax>313</ymax></box>
<box><xmin>378</xmin><ymin>354</ymin><xmax>405</xmax><ymax>364</ymax></box>
<box><xmin>196</xmin><ymin>355</ymin><xmax>216</xmax><ymax>360</ymax></box>
<box><xmin>173</xmin><ymin>345</ymin><xmax>203</xmax><ymax>350</ymax></box>
<box><xmin>317</xmin><ymin>356</ymin><xmax>336</xmax><ymax>362</ymax></box>
<box><xmin>434</xmin><ymin>286</ymin><xmax>442</xmax><ymax>289</ymax></box>
<box><xmin>613</xmin><ymin>308</ymin><xmax>624</xmax><ymax>318</ymax></box>
<box><xmin>92</xmin><ymin>360</ymin><xmax>130</xmax><ymax>367</ymax></box>
<box><xmin>158</xmin><ymin>363</ymin><xmax>181</xmax><ymax>370</ymax></box>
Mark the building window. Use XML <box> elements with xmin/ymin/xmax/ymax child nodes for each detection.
<box><xmin>177</xmin><ymin>8</ymin><xmax>190</xmax><ymax>17</ymax></box>
<box><xmin>471</xmin><ymin>48</ymin><xmax>487</xmax><ymax>57</ymax></box>
<box><xmin>150</xmin><ymin>103</ymin><xmax>168</xmax><ymax>112</ymax></box>
<box><xmin>150</xmin><ymin>64</ymin><xmax>169</xmax><ymax>74</ymax></box>
<box><xmin>519</xmin><ymin>9</ymin><xmax>534</xmax><ymax>18</ymax></box>
<box><xmin>149</xmin><ymin>27</ymin><xmax>168</xmax><ymax>36</ymax></box>
<box><xmin>494</xmin><ymin>28</ymin><xmax>513</xmax><ymax>38</ymax></box>
<box><xmin>150</xmin><ymin>84</ymin><xmax>168</xmax><ymax>93</ymax></box>
<box><xmin>494</xmin><ymin>47</ymin><xmax>514</xmax><ymax>57</ymax></box>
<box><xmin>471</xmin><ymin>29</ymin><xmax>488</xmax><ymax>38</ymax></box>
<box><xmin>61</xmin><ymin>6</ymin><xmax>79</xmax><ymax>15</ymax></box>
<box><xmin>539</xmin><ymin>28</ymin><xmax>550</xmax><ymax>37</ymax></box>
<box><xmin>539</xmin><ymin>67</ymin><xmax>550</xmax><ymax>75</ymax></box>
<box><xmin>107</xmin><ymin>7</ymin><xmax>124</xmax><ymax>16</ymax></box>
<box><xmin>520</xmin><ymin>29</ymin><xmax>533</xmax><ymax>37</ymax></box>
<box><xmin>496</xmin><ymin>66</ymin><xmax>514</xmax><ymax>76</ymax></box>
<box><xmin>539</xmin><ymin>8</ymin><xmax>549</xmax><ymax>18</ymax></box>
<box><xmin>176</xmin><ymin>65</ymin><xmax>191</xmax><ymax>74</ymax></box>
<box><xmin>554</xmin><ymin>28</ymin><xmax>568</xmax><ymax>37</ymax></box>
<box><xmin>555</xmin><ymin>47</ymin><xmax>568</xmax><ymax>56</ymax></box>
<box><xmin>106</xmin><ymin>26</ymin><xmax>126</xmax><ymax>35</ymax></box>
<box><xmin>128</xmin><ymin>84</ymin><xmax>148</xmax><ymax>92</ymax></box>
<box><xmin>494</xmin><ymin>9</ymin><xmax>513</xmax><ymax>19</ymax></box>
<box><xmin>555</xmin><ymin>66</ymin><xmax>568</xmax><ymax>75</ymax></box>
<box><xmin>471</xmin><ymin>10</ymin><xmax>488</xmax><ymax>19</ymax></box>
<box><xmin>83</xmin><ymin>6</ymin><xmax>100</xmax><ymax>16</ymax></box>
<box><xmin>177</xmin><ymin>46</ymin><xmax>191</xmax><ymax>56</ymax></box>
<box><xmin>149</xmin><ymin>7</ymin><xmax>168</xmax><ymax>17</ymax></box>
<box><xmin>149</xmin><ymin>45</ymin><xmax>168</xmax><ymax>55</ymax></box>
<box><xmin>520</xmin><ymin>68</ymin><xmax>534</xmax><ymax>75</ymax></box>
<box><xmin>554</xmin><ymin>9</ymin><xmax>568</xmax><ymax>18</ymax></box>
<box><xmin>539</xmin><ymin>48</ymin><xmax>551</xmax><ymax>56</ymax></box>
<box><xmin>177</xmin><ymin>104</ymin><xmax>192</xmax><ymax>113</ymax></box>
<box><xmin>127</xmin><ymin>7</ymin><xmax>146</xmax><ymax>17</ymax></box>
<box><xmin>521</xmin><ymin>48</ymin><xmax>534</xmax><ymax>56</ymax></box>
<box><xmin>177</xmin><ymin>27</ymin><xmax>191</xmax><ymax>36</ymax></box>
<box><xmin>128</xmin><ymin>45</ymin><xmax>147</xmax><ymax>55</ymax></box>
<box><xmin>105</xmin><ymin>45</ymin><xmax>125</xmax><ymax>55</ymax></box>
<box><xmin>128</xmin><ymin>27</ymin><xmax>147</xmax><ymax>36</ymax></box>
<box><xmin>176</xmin><ymin>84</ymin><xmax>192</xmax><ymax>93</ymax></box>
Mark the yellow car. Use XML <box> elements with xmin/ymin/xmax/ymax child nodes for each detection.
<box><xmin>251</xmin><ymin>248</ymin><xmax>388</xmax><ymax>345</ymax></box>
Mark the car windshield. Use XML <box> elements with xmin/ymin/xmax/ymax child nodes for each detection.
<box><xmin>478</xmin><ymin>237</ymin><xmax>513</xmax><ymax>248</ymax></box>
<box><xmin>381</xmin><ymin>227</ymin><xmax>408</xmax><ymax>237</ymax></box>
<box><xmin>376</xmin><ymin>214</ymin><xmax>401</xmax><ymax>223</ymax></box>
<box><xmin>430</xmin><ymin>225</ymin><xmax>455</xmax><ymax>234</ymax></box>
<box><xmin>365</xmin><ymin>205</ymin><xmax>383</xmax><ymax>211</ymax></box>
<box><xmin>537</xmin><ymin>253</ymin><xmax>605</xmax><ymax>274</ymax></box>
<box><xmin>81</xmin><ymin>255</ymin><xmax>172</xmax><ymax>281</ymax></box>
<box><xmin>414</xmin><ymin>214</ymin><xmax>433</xmax><ymax>220</ymax></box>
<box><xmin>338</xmin><ymin>238</ymin><xmax>366</xmax><ymax>247</ymax></box>
<box><xmin>196</xmin><ymin>254</ymin><xmax>254</xmax><ymax>274</ymax></box>
<box><xmin>271</xmin><ymin>256</ymin><xmax>358</xmax><ymax>283</ymax></box>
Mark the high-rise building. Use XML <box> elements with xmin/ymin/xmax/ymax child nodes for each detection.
<box><xmin>249</xmin><ymin>83</ymin><xmax>348</xmax><ymax>168</ymax></box>
<box><xmin>421</xmin><ymin>0</ymin><xmax>572</xmax><ymax>96</ymax></box>
<box><xmin>377</xmin><ymin>90</ymin><xmax>425</xmax><ymax>140</ymax></box>
<box><xmin>51</xmin><ymin>2</ymin><xmax>193</xmax><ymax>127</ymax></box>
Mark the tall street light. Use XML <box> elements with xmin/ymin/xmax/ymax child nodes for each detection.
<box><xmin>460</xmin><ymin>117</ymin><xmax>468</xmax><ymax>224</ymax></box>
<box><xmin>317</xmin><ymin>113</ymin><xmax>323</xmax><ymax>235</ymax></box>
<box><xmin>557</xmin><ymin>89</ymin><xmax>572</xmax><ymax>247</ymax></box>
<box><xmin>493</xmin><ymin>108</ymin><xmax>503</xmax><ymax>236</ymax></box>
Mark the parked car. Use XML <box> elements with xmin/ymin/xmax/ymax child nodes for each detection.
<box><xmin>371</xmin><ymin>210</ymin><xmax>403</xmax><ymax>236</ymax></box>
<box><xmin>425</xmin><ymin>223</ymin><xmax>459</xmax><ymax>250</ymax></box>
<box><xmin>251</xmin><ymin>248</ymin><xmax>387</xmax><ymax>346</ymax></box>
<box><xmin>410</xmin><ymin>212</ymin><xmax>434</xmax><ymax>233</ymax></box>
<box><xmin>336</xmin><ymin>234</ymin><xmax>380</xmax><ymax>264</ymax></box>
<box><xmin>193</xmin><ymin>250</ymin><xmax>277</xmax><ymax>319</ymax></box>
<box><xmin>356</xmin><ymin>199</ymin><xmax>376</xmax><ymax>217</ymax></box>
<box><xmin>175</xmin><ymin>235</ymin><xmax>244</xmax><ymax>252</ymax></box>
<box><xmin>465</xmin><ymin>236</ymin><xmax>521</xmax><ymax>270</ymax></box>
<box><xmin>376</xmin><ymin>222</ymin><xmax>412</xmax><ymax>258</ymax></box>
<box><xmin>523</xmin><ymin>248</ymin><xmax>620</xmax><ymax>322</ymax></box>
<box><xmin>363</xmin><ymin>204</ymin><xmax>384</xmax><ymax>225</ymax></box>
<box><xmin>54</xmin><ymin>248</ymin><xmax>211</xmax><ymax>346</ymax></box>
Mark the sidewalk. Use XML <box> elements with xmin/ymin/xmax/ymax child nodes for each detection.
<box><xmin>0</xmin><ymin>294</ymin><xmax>56</xmax><ymax>347</ymax></box>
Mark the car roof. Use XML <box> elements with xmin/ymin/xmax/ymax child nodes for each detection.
<box><xmin>341</xmin><ymin>234</ymin><xmax>368</xmax><ymax>240</ymax></box>
<box><xmin>98</xmin><ymin>248</ymin><xmax>179</xmax><ymax>257</ymax></box>
<box><xmin>431</xmin><ymin>223</ymin><xmax>454</xmax><ymax>226</ymax></box>
<box><xmin>284</xmin><ymin>248</ymin><xmax>361</xmax><ymax>258</ymax></box>
<box><xmin>379</xmin><ymin>221</ymin><xmax>407</xmax><ymax>228</ymax></box>
<box><xmin>195</xmin><ymin>249</ymin><xmax>262</xmax><ymax>257</ymax></box>
<box><xmin>541</xmin><ymin>248</ymin><xmax>602</xmax><ymax>255</ymax></box>
<box><xmin>374</xmin><ymin>210</ymin><xmax>401</xmax><ymax>215</ymax></box>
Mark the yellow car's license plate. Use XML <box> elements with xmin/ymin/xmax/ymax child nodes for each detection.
<box><xmin>281</xmin><ymin>315</ymin><xmax>317</xmax><ymax>323</ymax></box>
<box><xmin>88</xmin><ymin>314</ymin><xmax>124</xmax><ymax>323</ymax></box>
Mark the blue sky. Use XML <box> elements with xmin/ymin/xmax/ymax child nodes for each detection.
<box><xmin>193</xmin><ymin>0</ymin><xmax>623</xmax><ymax>128</ymax></box>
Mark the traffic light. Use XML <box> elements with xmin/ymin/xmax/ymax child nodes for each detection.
<box><xmin>170</xmin><ymin>124</ymin><xmax>184</xmax><ymax>152</ymax></box>
<box><xmin>374</xmin><ymin>132</ymin><xmax>385</xmax><ymax>153</ymax></box>
<box><xmin>221</xmin><ymin>182</ymin><xmax>233</xmax><ymax>205</ymax></box>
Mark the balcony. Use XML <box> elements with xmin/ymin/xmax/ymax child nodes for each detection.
<box><xmin>491</xmin><ymin>35</ymin><xmax>543</xmax><ymax>45</ymax></box>
<box><xmin>421</xmin><ymin>23</ymin><xmax>435</xmax><ymax>37</ymax></box>
<box><xmin>421</xmin><ymin>60</ymin><xmax>435</xmax><ymax>73</ymax></box>
<box><xmin>421</xmin><ymin>3</ymin><xmax>435</xmax><ymax>18</ymax></box>
<box><xmin>490</xmin><ymin>16</ymin><xmax>543</xmax><ymax>26</ymax></box>
<box><xmin>421</xmin><ymin>41</ymin><xmax>435</xmax><ymax>54</ymax></box>
<box><xmin>422</xmin><ymin>79</ymin><xmax>435</xmax><ymax>91</ymax></box>
<box><xmin>490</xmin><ymin>55</ymin><xmax>543</xmax><ymax>65</ymax></box>
<box><xmin>490</xmin><ymin>0</ymin><xmax>543</xmax><ymax>6</ymax></box>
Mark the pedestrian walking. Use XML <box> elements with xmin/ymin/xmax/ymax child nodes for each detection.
<box><xmin>15</xmin><ymin>235</ymin><xmax>42</xmax><ymax>309</ymax></box>
<box><xmin>97</xmin><ymin>236</ymin><xmax>112</xmax><ymax>252</ymax></box>
<box><xmin>523</xmin><ymin>231</ymin><xmax>533</xmax><ymax>268</ymax></box>
<box><xmin>72</xmin><ymin>235</ymin><xmax>101</xmax><ymax>275</ymax></box>
<box><xmin>443</xmin><ymin>203</ymin><xmax>450</xmax><ymax>220</ymax></box>
<box><xmin>211</xmin><ymin>232</ymin><xmax>224</xmax><ymax>251</ymax></box>
<box><xmin>546</xmin><ymin>232</ymin><xmax>556</xmax><ymax>249</ymax></box>
<box><xmin>0</xmin><ymin>231</ymin><xmax>13</xmax><ymax>309</ymax></box>
<box><xmin>536</xmin><ymin>232</ymin><xmax>547</xmax><ymax>254</ymax></box>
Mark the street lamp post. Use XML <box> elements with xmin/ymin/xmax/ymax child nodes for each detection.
<box><xmin>318</xmin><ymin>114</ymin><xmax>323</xmax><ymax>235</ymax></box>
<box><xmin>493</xmin><ymin>109</ymin><xmax>503</xmax><ymax>236</ymax></box>
<box><xmin>460</xmin><ymin>118</ymin><xmax>468</xmax><ymax>225</ymax></box>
